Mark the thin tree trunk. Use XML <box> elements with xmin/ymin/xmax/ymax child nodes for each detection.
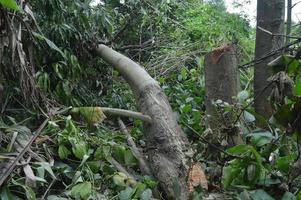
<box><xmin>286</xmin><ymin>0</ymin><xmax>292</xmax><ymax>45</ymax></box>
<box><xmin>204</xmin><ymin>43</ymin><xmax>243</xmax><ymax>148</ymax></box>
<box><xmin>254</xmin><ymin>0</ymin><xmax>285</xmax><ymax>126</ymax></box>
<box><xmin>96</xmin><ymin>45</ymin><xmax>196</xmax><ymax>199</ymax></box>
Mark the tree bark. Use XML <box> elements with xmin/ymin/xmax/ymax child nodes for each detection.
<box><xmin>254</xmin><ymin>0</ymin><xmax>285</xmax><ymax>125</ymax></box>
<box><xmin>286</xmin><ymin>0</ymin><xmax>292</xmax><ymax>45</ymax></box>
<box><xmin>204</xmin><ymin>43</ymin><xmax>243</xmax><ymax>147</ymax></box>
<box><xmin>96</xmin><ymin>44</ymin><xmax>194</xmax><ymax>199</ymax></box>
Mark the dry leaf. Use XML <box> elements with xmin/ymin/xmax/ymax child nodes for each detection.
<box><xmin>23</xmin><ymin>164</ymin><xmax>36</xmax><ymax>187</ymax></box>
<box><xmin>34</xmin><ymin>135</ymin><xmax>51</xmax><ymax>145</ymax></box>
<box><xmin>188</xmin><ymin>163</ymin><xmax>208</xmax><ymax>193</ymax></box>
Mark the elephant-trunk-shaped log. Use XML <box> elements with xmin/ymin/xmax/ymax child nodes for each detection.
<box><xmin>96</xmin><ymin>44</ymin><xmax>193</xmax><ymax>199</ymax></box>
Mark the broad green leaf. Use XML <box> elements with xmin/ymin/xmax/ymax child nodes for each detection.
<box><xmin>294</xmin><ymin>78</ymin><xmax>301</xmax><ymax>96</ymax></box>
<box><xmin>119</xmin><ymin>187</ymin><xmax>133</xmax><ymax>200</ymax></box>
<box><xmin>32</xmin><ymin>32</ymin><xmax>66</xmax><ymax>59</ymax></box>
<box><xmin>58</xmin><ymin>145</ymin><xmax>71</xmax><ymax>159</ymax></box>
<box><xmin>113</xmin><ymin>172</ymin><xmax>128</xmax><ymax>187</ymax></box>
<box><xmin>0</xmin><ymin>0</ymin><xmax>19</xmax><ymax>10</ymax></box>
<box><xmin>237</xmin><ymin>90</ymin><xmax>249</xmax><ymax>103</ymax></box>
<box><xmin>250</xmin><ymin>189</ymin><xmax>274</xmax><ymax>200</ymax></box>
<box><xmin>140</xmin><ymin>189</ymin><xmax>152</xmax><ymax>200</ymax></box>
<box><xmin>124</xmin><ymin>150</ymin><xmax>138</xmax><ymax>166</ymax></box>
<box><xmin>182</xmin><ymin>104</ymin><xmax>192</xmax><ymax>113</ymax></box>
<box><xmin>227</xmin><ymin>144</ymin><xmax>250</xmax><ymax>154</ymax></box>
<box><xmin>132</xmin><ymin>183</ymin><xmax>147</xmax><ymax>199</ymax></box>
<box><xmin>113</xmin><ymin>145</ymin><xmax>126</xmax><ymax>163</ymax></box>
<box><xmin>35</xmin><ymin>162</ymin><xmax>56</xmax><ymax>179</ymax></box>
<box><xmin>277</xmin><ymin>155</ymin><xmax>295</xmax><ymax>173</ymax></box>
<box><xmin>72</xmin><ymin>141</ymin><xmax>87</xmax><ymax>159</ymax></box>
<box><xmin>0</xmin><ymin>186</ymin><xmax>14</xmax><ymax>200</ymax></box>
<box><xmin>246</xmin><ymin>132</ymin><xmax>274</xmax><ymax>147</ymax></box>
<box><xmin>24</xmin><ymin>186</ymin><xmax>36</xmax><ymax>200</ymax></box>
<box><xmin>281</xmin><ymin>192</ymin><xmax>296</xmax><ymax>200</ymax></box>
<box><xmin>86</xmin><ymin>161</ymin><xmax>101</xmax><ymax>173</ymax></box>
<box><xmin>244</xmin><ymin>111</ymin><xmax>255</xmax><ymax>122</ymax></box>
<box><xmin>222</xmin><ymin>161</ymin><xmax>241</xmax><ymax>188</ymax></box>
<box><xmin>70</xmin><ymin>182</ymin><xmax>92</xmax><ymax>199</ymax></box>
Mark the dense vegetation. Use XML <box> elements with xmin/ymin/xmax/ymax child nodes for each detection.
<box><xmin>0</xmin><ymin>0</ymin><xmax>301</xmax><ymax>199</ymax></box>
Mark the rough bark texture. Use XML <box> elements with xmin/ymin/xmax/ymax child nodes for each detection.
<box><xmin>254</xmin><ymin>0</ymin><xmax>285</xmax><ymax>124</ymax></box>
<box><xmin>96</xmin><ymin>45</ymin><xmax>193</xmax><ymax>199</ymax></box>
<box><xmin>286</xmin><ymin>0</ymin><xmax>292</xmax><ymax>45</ymax></box>
<box><xmin>204</xmin><ymin>43</ymin><xmax>243</xmax><ymax>146</ymax></box>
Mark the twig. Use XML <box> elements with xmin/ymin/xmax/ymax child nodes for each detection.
<box><xmin>183</xmin><ymin>123</ymin><xmax>243</xmax><ymax>159</ymax></box>
<box><xmin>41</xmin><ymin>178</ymin><xmax>56</xmax><ymax>199</ymax></box>
<box><xmin>117</xmin><ymin>118</ymin><xmax>152</xmax><ymax>176</ymax></box>
<box><xmin>0</xmin><ymin>118</ymin><xmax>49</xmax><ymax>187</ymax></box>
<box><xmin>257</xmin><ymin>26</ymin><xmax>300</xmax><ymax>39</ymax></box>
<box><xmin>232</xmin><ymin>81</ymin><xmax>274</xmax><ymax>125</ymax></box>
<box><xmin>239</xmin><ymin>38</ymin><xmax>301</xmax><ymax>69</ymax></box>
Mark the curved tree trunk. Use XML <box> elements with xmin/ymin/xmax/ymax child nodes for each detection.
<box><xmin>96</xmin><ymin>44</ymin><xmax>194</xmax><ymax>199</ymax></box>
<box><xmin>254</xmin><ymin>0</ymin><xmax>285</xmax><ymax>126</ymax></box>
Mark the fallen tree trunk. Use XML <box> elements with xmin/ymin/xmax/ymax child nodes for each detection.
<box><xmin>96</xmin><ymin>44</ymin><xmax>194</xmax><ymax>199</ymax></box>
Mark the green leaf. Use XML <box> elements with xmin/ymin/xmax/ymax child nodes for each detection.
<box><xmin>0</xmin><ymin>0</ymin><xmax>19</xmax><ymax>10</ymax></box>
<box><xmin>247</xmin><ymin>131</ymin><xmax>274</xmax><ymax>147</ymax></box>
<box><xmin>113</xmin><ymin>145</ymin><xmax>126</xmax><ymax>163</ymax></box>
<box><xmin>182</xmin><ymin>104</ymin><xmax>192</xmax><ymax>113</ymax></box>
<box><xmin>237</xmin><ymin>90</ymin><xmax>249</xmax><ymax>103</ymax></box>
<box><xmin>0</xmin><ymin>186</ymin><xmax>14</xmax><ymax>200</ymax></box>
<box><xmin>281</xmin><ymin>192</ymin><xmax>296</xmax><ymax>200</ymax></box>
<box><xmin>250</xmin><ymin>189</ymin><xmax>274</xmax><ymax>200</ymax></box>
<box><xmin>124</xmin><ymin>149</ymin><xmax>138</xmax><ymax>166</ymax></box>
<box><xmin>86</xmin><ymin>161</ymin><xmax>101</xmax><ymax>173</ymax></box>
<box><xmin>58</xmin><ymin>145</ymin><xmax>71</xmax><ymax>159</ymax></box>
<box><xmin>227</xmin><ymin>144</ymin><xmax>250</xmax><ymax>154</ymax></box>
<box><xmin>24</xmin><ymin>186</ymin><xmax>36</xmax><ymax>200</ymax></box>
<box><xmin>132</xmin><ymin>183</ymin><xmax>146</xmax><ymax>198</ymax></box>
<box><xmin>277</xmin><ymin>155</ymin><xmax>295</xmax><ymax>173</ymax></box>
<box><xmin>32</xmin><ymin>32</ymin><xmax>66</xmax><ymax>59</ymax></box>
<box><xmin>119</xmin><ymin>187</ymin><xmax>133</xmax><ymax>200</ymax></box>
<box><xmin>140</xmin><ymin>189</ymin><xmax>152</xmax><ymax>200</ymax></box>
<box><xmin>294</xmin><ymin>78</ymin><xmax>301</xmax><ymax>97</ymax></box>
<box><xmin>35</xmin><ymin>162</ymin><xmax>56</xmax><ymax>179</ymax></box>
<box><xmin>70</xmin><ymin>182</ymin><xmax>92</xmax><ymax>199</ymax></box>
<box><xmin>222</xmin><ymin>160</ymin><xmax>242</xmax><ymax>188</ymax></box>
<box><xmin>244</xmin><ymin>111</ymin><xmax>255</xmax><ymax>122</ymax></box>
<box><xmin>113</xmin><ymin>172</ymin><xmax>128</xmax><ymax>187</ymax></box>
<box><xmin>69</xmin><ymin>137</ymin><xmax>87</xmax><ymax>159</ymax></box>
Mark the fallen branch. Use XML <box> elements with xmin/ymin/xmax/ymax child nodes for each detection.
<box><xmin>101</xmin><ymin>107</ymin><xmax>152</xmax><ymax>123</ymax></box>
<box><xmin>117</xmin><ymin>118</ymin><xmax>152</xmax><ymax>176</ymax></box>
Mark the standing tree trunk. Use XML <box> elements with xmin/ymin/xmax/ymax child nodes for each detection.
<box><xmin>96</xmin><ymin>45</ymin><xmax>201</xmax><ymax>200</ymax></box>
<box><xmin>286</xmin><ymin>0</ymin><xmax>292</xmax><ymax>45</ymax></box>
<box><xmin>254</xmin><ymin>0</ymin><xmax>285</xmax><ymax>125</ymax></box>
<box><xmin>204</xmin><ymin>43</ymin><xmax>243</xmax><ymax>148</ymax></box>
